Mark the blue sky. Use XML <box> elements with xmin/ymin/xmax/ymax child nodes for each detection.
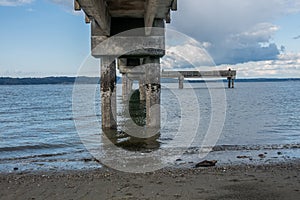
<box><xmin>273</xmin><ymin>13</ymin><xmax>300</xmax><ymax>52</ymax></box>
<box><xmin>0</xmin><ymin>0</ymin><xmax>300</xmax><ymax>78</ymax></box>
<box><xmin>0</xmin><ymin>0</ymin><xmax>89</xmax><ymax>77</ymax></box>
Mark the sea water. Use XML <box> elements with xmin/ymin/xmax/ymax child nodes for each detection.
<box><xmin>0</xmin><ymin>81</ymin><xmax>299</xmax><ymax>172</ymax></box>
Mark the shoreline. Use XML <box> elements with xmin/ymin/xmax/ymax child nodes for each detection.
<box><xmin>1</xmin><ymin>160</ymin><xmax>299</xmax><ymax>199</ymax></box>
<box><xmin>1</xmin><ymin>146</ymin><xmax>300</xmax><ymax>174</ymax></box>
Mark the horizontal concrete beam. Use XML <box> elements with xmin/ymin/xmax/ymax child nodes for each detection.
<box><xmin>74</xmin><ymin>0</ymin><xmax>81</xmax><ymax>11</ymax></box>
<box><xmin>92</xmin><ymin>36</ymin><xmax>165</xmax><ymax>57</ymax></box>
<box><xmin>77</xmin><ymin>0</ymin><xmax>111</xmax><ymax>35</ymax></box>
<box><xmin>126</xmin><ymin>73</ymin><xmax>145</xmax><ymax>80</ymax></box>
<box><xmin>145</xmin><ymin>0</ymin><xmax>158</xmax><ymax>35</ymax></box>
<box><xmin>76</xmin><ymin>0</ymin><xmax>176</xmax><ymax>35</ymax></box>
<box><xmin>171</xmin><ymin>0</ymin><xmax>177</xmax><ymax>11</ymax></box>
<box><xmin>117</xmin><ymin>58</ymin><xmax>143</xmax><ymax>74</ymax></box>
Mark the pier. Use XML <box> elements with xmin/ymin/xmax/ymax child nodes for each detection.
<box><xmin>75</xmin><ymin>0</ymin><xmax>177</xmax><ymax>130</ymax></box>
<box><xmin>74</xmin><ymin>0</ymin><xmax>236</xmax><ymax>131</ymax></box>
<box><xmin>162</xmin><ymin>69</ymin><xmax>237</xmax><ymax>89</ymax></box>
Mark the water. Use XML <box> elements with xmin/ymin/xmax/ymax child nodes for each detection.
<box><xmin>0</xmin><ymin>81</ymin><xmax>300</xmax><ymax>172</ymax></box>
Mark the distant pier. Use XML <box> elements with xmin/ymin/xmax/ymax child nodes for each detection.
<box><xmin>122</xmin><ymin>68</ymin><xmax>237</xmax><ymax>91</ymax></box>
<box><xmin>162</xmin><ymin>69</ymin><xmax>237</xmax><ymax>89</ymax></box>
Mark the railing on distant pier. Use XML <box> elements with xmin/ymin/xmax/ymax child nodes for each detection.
<box><xmin>161</xmin><ymin>70</ymin><xmax>236</xmax><ymax>78</ymax></box>
<box><xmin>125</xmin><ymin>69</ymin><xmax>237</xmax><ymax>89</ymax></box>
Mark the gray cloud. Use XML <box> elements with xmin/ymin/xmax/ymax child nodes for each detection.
<box><xmin>170</xmin><ymin>0</ymin><xmax>300</xmax><ymax>65</ymax></box>
<box><xmin>293</xmin><ymin>35</ymin><xmax>300</xmax><ymax>39</ymax></box>
<box><xmin>0</xmin><ymin>0</ymin><xmax>34</xmax><ymax>6</ymax></box>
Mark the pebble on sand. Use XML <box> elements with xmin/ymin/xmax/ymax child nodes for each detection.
<box><xmin>258</xmin><ymin>154</ymin><xmax>266</xmax><ymax>158</ymax></box>
<box><xmin>195</xmin><ymin>160</ymin><xmax>217</xmax><ymax>168</ymax></box>
<box><xmin>237</xmin><ymin>155</ymin><xmax>250</xmax><ymax>159</ymax></box>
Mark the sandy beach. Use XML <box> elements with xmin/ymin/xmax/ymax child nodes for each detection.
<box><xmin>1</xmin><ymin>161</ymin><xmax>299</xmax><ymax>200</ymax></box>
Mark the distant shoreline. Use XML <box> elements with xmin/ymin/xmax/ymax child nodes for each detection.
<box><xmin>0</xmin><ymin>77</ymin><xmax>101</xmax><ymax>85</ymax></box>
<box><xmin>0</xmin><ymin>76</ymin><xmax>299</xmax><ymax>85</ymax></box>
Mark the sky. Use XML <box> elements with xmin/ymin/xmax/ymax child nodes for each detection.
<box><xmin>0</xmin><ymin>0</ymin><xmax>300</xmax><ymax>78</ymax></box>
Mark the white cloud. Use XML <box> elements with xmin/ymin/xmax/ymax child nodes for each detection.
<box><xmin>278</xmin><ymin>0</ymin><xmax>300</xmax><ymax>13</ymax></box>
<box><xmin>26</xmin><ymin>7</ymin><xmax>34</xmax><ymax>12</ymax></box>
<box><xmin>161</xmin><ymin>27</ymin><xmax>300</xmax><ymax>78</ymax></box>
<box><xmin>0</xmin><ymin>0</ymin><xmax>34</xmax><ymax>6</ymax></box>
<box><xmin>162</xmin><ymin>34</ymin><xmax>300</xmax><ymax>77</ymax></box>
<box><xmin>162</xmin><ymin>35</ymin><xmax>215</xmax><ymax>70</ymax></box>
<box><xmin>222</xmin><ymin>53</ymin><xmax>300</xmax><ymax>77</ymax></box>
<box><xmin>171</xmin><ymin>0</ymin><xmax>300</xmax><ymax>65</ymax></box>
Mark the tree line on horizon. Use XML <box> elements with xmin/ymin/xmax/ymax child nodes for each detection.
<box><xmin>0</xmin><ymin>77</ymin><xmax>101</xmax><ymax>85</ymax></box>
<box><xmin>0</xmin><ymin>76</ymin><xmax>298</xmax><ymax>85</ymax></box>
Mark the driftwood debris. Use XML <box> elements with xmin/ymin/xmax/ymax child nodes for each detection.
<box><xmin>195</xmin><ymin>160</ymin><xmax>218</xmax><ymax>168</ymax></box>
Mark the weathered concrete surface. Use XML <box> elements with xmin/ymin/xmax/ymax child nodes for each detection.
<box><xmin>122</xmin><ymin>74</ymin><xmax>133</xmax><ymax>101</ymax></box>
<box><xmin>101</xmin><ymin>57</ymin><xmax>117</xmax><ymax>129</ymax></box>
<box><xmin>76</xmin><ymin>0</ymin><xmax>175</xmax><ymax>38</ymax></box>
<box><xmin>144</xmin><ymin>57</ymin><xmax>161</xmax><ymax>129</ymax></box>
<box><xmin>228</xmin><ymin>77</ymin><xmax>235</xmax><ymax>88</ymax></box>
<box><xmin>139</xmin><ymin>78</ymin><xmax>146</xmax><ymax>101</ymax></box>
<box><xmin>76</xmin><ymin>0</ymin><xmax>176</xmax><ymax>29</ymax></box>
<box><xmin>92</xmin><ymin>35</ymin><xmax>165</xmax><ymax>57</ymax></box>
<box><xmin>178</xmin><ymin>75</ymin><xmax>184</xmax><ymax>89</ymax></box>
<box><xmin>76</xmin><ymin>0</ymin><xmax>111</xmax><ymax>35</ymax></box>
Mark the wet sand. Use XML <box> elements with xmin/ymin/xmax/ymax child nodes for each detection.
<box><xmin>1</xmin><ymin>161</ymin><xmax>300</xmax><ymax>200</ymax></box>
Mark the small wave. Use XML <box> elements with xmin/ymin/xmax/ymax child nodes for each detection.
<box><xmin>0</xmin><ymin>152</ymin><xmax>69</xmax><ymax>161</ymax></box>
<box><xmin>0</xmin><ymin>143</ymin><xmax>70</xmax><ymax>152</ymax></box>
<box><xmin>49</xmin><ymin>117</ymin><xmax>74</xmax><ymax>121</ymax></box>
<box><xmin>0</xmin><ymin>149</ymin><xmax>86</xmax><ymax>162</ymax></box>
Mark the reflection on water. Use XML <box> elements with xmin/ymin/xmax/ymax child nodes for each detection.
<box><xmin>104</xmin><ymin>89</ymin><xmax>160</xmax><ymax>151</ymax></box>
<box><xmin>128</xmin><ymin>90</ymin><xmax>146</xmax><ymax>126</ymax></box>
<box><xmin>103</xmin><ymin>129</ymin><xmax>160</xmax><ymax>152</ymax></box>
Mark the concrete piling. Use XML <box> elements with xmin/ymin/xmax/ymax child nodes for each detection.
<box><xmin>179</xmin><ymin>75</ymin><xmax>184</xmax><ymax>89</ymax></box>
<box><xmin>144</xmin><ymin>57</ymin><xmax>161</xmax><ymax>129</ymax></box>
<box><xmin>122</xmin><ymin>73</ymin><xmax>133</xmax><ymax>101</ymax></box>
<box><xmin>228</xmin><ymin>77</ymin><xmax>232</xmax><ymax>88</ymax></box>
<box><xmin>139</xmin><ymin>78</ymin><xmax>146</xmax><ymax>101</ymax></box>
<box><xmin>101</xmin><ymin>57</ymin><xmax>117</xmax><ymax>129</ymax></box>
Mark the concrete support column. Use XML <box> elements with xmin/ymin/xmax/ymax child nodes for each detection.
<box><xmin>179</xmin><ymin>75</ymin><xmax>184</xmax><ymax>89</ymax></box>
<box><xmin>101</xmin><ymin>57</ymin><xmax>117</xmax><ymax>129</ymax></box>
<box><xmin>144</xmin><ymin>57</ymin><xmax>161</xmax><ymax>129</ymax></box>
<box><xmin>227</xmin><ymin>77</ymin><xmax>232</xmax><ymax>88</ymax></box>
<box><xmin>127</xmin><ymin>76</ymin><xmax>133</xmax><ymax>96</ymax></box>
<box><xmin>139</xmin><ymin>78</ymin><xmax>146</xmax><ymax>101</ymax></box>
<box><xmin>122</xmin><ymin>73</ymin><xmax>127</xmax><ymax>100</ymax></box>
<box><xmin>122</xmin><ymin>73</ymin><xmax>133</xmax><ymax>101</ymax></box>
